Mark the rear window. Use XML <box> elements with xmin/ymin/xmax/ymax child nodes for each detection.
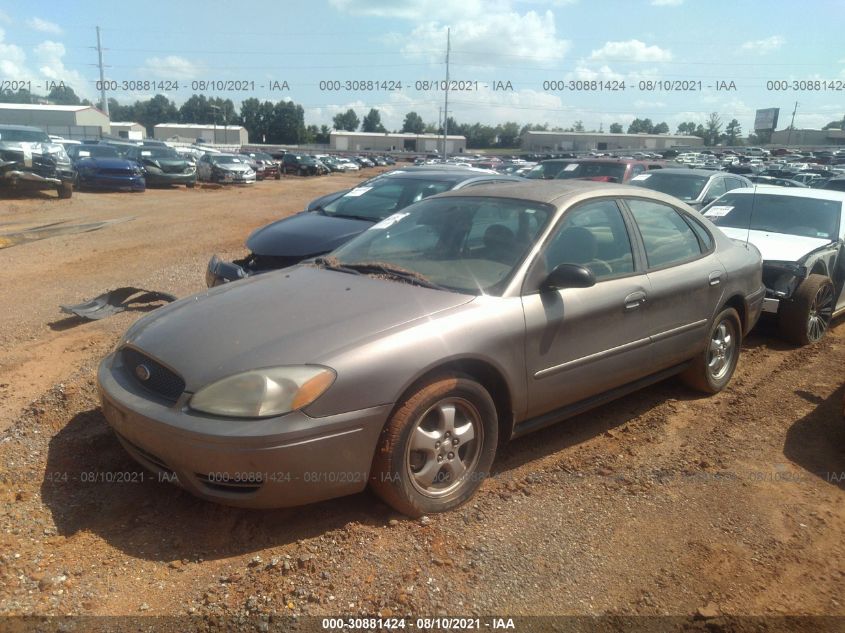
<box><xmin>703</xmin><ymin>193</ymin><xmax>842</xmax><ymax>240</ymax></box>
<box><xmin>555</xmin><ymin>162</ymin><xmax>627</xmax><ymax>183</ymax></box>
<box><xmin>629</xmin><ymin>172</ymin><xmax>709</xmax><ymax>201</ymax></box>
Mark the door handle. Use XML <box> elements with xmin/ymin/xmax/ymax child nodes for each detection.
<box><xmin>709</xmin><ymin>271</ymin><xmax>724</xmax><ymax>286</ymax></box>
<box><xmin>624</xmin><ymin>291</ymin><xmax>647</xmax><ymax>310</ymax></box>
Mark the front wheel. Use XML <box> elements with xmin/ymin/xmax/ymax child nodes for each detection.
<box><xmin>778</xmin><ymin>274</ymin><xmax>835</xmax><ymax>345</ymax></box>
<box><xmin>680</xmin><ymin>307</ymin><xmax>741</xmax><ymax>394</ymax></box>
<box><xmin>370</xmin><ymin>375</ymin><xmax>498</xmax><ymax>517</ymax></box>
<box><xmin>57</xmin><ymin>182</ymin><xmax>73</xmax><ymax>199</ymax></box>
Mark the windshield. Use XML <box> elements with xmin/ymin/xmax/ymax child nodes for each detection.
<box><xmin>554</xmin><ymin>162</ymin><xmax>628</xmax><ymax>182</ymax></box>
<box><xmin>0</xmin><ymin>128</ymin><xmax>50</xmax><ymax>143</ymax></box>
<box><xmin>629</xmin><ymin>172</ymin><xmax>709</xmax><ymax>201</ymax></box>
<box><xmin>524</xmin><ymin>161</ymin><xmax>570</xmax><ymax>179</ymax></box>
<box><xmin>329</xmin><ymin>196</ymin><xmax>553</xmax><ymax>295</ymax></box>
<box><xmin>212</xmin><ymin>155</ymin><xmax>247</xmax><ymax>165</ymax></box>
<box><xmin>74</xmin><ymin>146</ymin><xmax>119</xmax><ymax>159</ymax></box>
<box><xmin>137</xmin><ymin>147</ymin><xmax>180</xmax><ymax>159</ymax></box>
<box><xmin>703</xmin><ymin>193</ymin><xmax>842</xmax><ymax>240</ymax></box>
<box><xmin>321</xmin><ymin>177</ymin><xmax>459</xmax><ymax>222</ymax></box>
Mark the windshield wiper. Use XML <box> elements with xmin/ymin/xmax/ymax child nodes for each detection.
<box><xmin>312</xmin><ymin>256</ymin><xmax>361</xmax><ymax>275</ymax></box>
<box><xmin>331</xmin><ymin>213</ymin><xmax>379</xmax><ymax>222</ymax></box>
<box><xmin>342</xmin><ymin>262</ymin><xmax>446</xmax><ymax>290</ymax></box>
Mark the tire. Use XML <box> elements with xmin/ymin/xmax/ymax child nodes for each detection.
<box><xmin>57</xmin><ymin>182</ymin><xmax>73</xmax><ymax>199</ymax></box>
<box><xmin>186</xmin><ymin>181</ymin><xmax>196</xmax><ymax>189</ymax></box>
<box><xmin>370</xmin><ymin>374</ymin><xmax>498</xmax><ymax>517</ymax></box>
<box><xmin>680</xmin><ymin>307</ymin><xmax>741</xmax><ymax>394</ymax></box>
<box><xmin>778</xmin><ymin>274</ymin><xmax>835</xmax><ymax>345</ymax></box>
<box><xmin>274</xmin><ymin>171</ymin><xmax>281</xmax><ymax>180</ymax></box>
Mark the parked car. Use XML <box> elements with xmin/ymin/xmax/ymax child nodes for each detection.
<box><xmin>703</xmin><ymin>187</ymin><xmax>845</xmax><ymax>344</ymax></box>
<box><xmin>100</xmin><ymin>181</ymin><xmax>763</xmax><ymax>515</ymax></box>
<box><xmin>746</xmin><ymin>176</ymin><xmax>808</xmax><ymax>188</ymax></box>
<box><xmin>281</xmin><ymin>153</ymin><xmax>323</xmax><ymax>176</ymax></box>
<box><xmin>196</xmin><ymin>153</ymin><xmax>256</xmax><ymax>184</ymax></box>
<box><xmin>206</xmin><ymin>169</ymin><xmax>522</xmax><ymax>285</ymax></box>
<box><xmin>0</xmin><ymin>124</ymin><xmax>75</xmax><ymax>198</ymax></box>
<box><xmin>525</xmin><ymin>158</ymin><xmax>663</xmax><ymax>183</ymax></box>
<box><xmin>629</xmin><ymin>168</ymin><xmax>751</xmax><ymax>210</ymax></box>
<box><xmin>125</xmin><ymin>146</ymin><xmax>197</xmax><ymax>187</ymax></box>
<box><xmin>333</xmin><ymin>157</ymin><xmax>360</xmax><ymax>172</ymax></box>
<box><xmin>67</xmin><ymin>144</ymin><xmax>145</xmax><ymax>192</ymax></box>
<box><xmin>820</xmin><ymin>177</ymin><xmax>845</xmax><ymax>192</ymax></box>
<box><xmin>239</xmin><ymin>151</ymin><xmax>281</xmax><ymax>180</ymax></box>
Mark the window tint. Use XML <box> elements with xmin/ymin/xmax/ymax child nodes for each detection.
<box><xmin>727</xmin><ymin>178</ymin><xmax>746</xmax><ymax>191</ymax></box>
<box><xmin>544</xmin><ymin>200</ymin><xmax>634</xmax><ymax>280</ymax></box>
<box><xmin>627</xmin><ymin>199</ymin><xmax>703</xmax><ymax>268</ymax></box>
<box><xmin>684</xmin><ymin>215</ymin><xmax>714</xmax><ymax>251</ymax></box>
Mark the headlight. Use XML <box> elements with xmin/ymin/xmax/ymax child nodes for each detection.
<box><xmin>189</xmin><ymin>366</ymin><xmax>335</xmax><ymax>418</ymax></box>
<box><xmin>46</xmin><ymin>144</ymin><xmax>71</xmax><ymax>164</ymax></box>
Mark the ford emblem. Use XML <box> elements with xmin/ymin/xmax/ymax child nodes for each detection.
<box><xmin>135</xmin><ymin>363</ymin><xmax>152</xmax><ymax>381</ymax></box>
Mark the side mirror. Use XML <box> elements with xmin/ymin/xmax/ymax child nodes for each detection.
<box><xmin>542</xmin><ymin>263</ymin><xmax>596</xmax><ymax>291</ymax></box>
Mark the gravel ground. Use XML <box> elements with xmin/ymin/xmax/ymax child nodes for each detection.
<box><xmin>0</xmin><ymin>173</ymin><xmax>843</xmax><ymax>631</ymax></box>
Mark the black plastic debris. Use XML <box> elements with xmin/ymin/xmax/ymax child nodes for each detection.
<box><xmin>60</xmin><ymin>287</ymin><xmax>177</xmax><ymax>321</ymax></box>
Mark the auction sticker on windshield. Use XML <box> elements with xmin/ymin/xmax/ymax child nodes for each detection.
<box><xmin>563</xmin><ymin>164</ymin><xmax>579</xmax><ymax>171</ymax></box>
<box><xmin>704</xmin><ymin>206</ymin><xmax>733</xmax><ymax>217</ymax></box>
<box><xmin>345</xmin><ymin>186</ymin><xmax>373</xmax><ymax>197</ymax></box>
<box><xmin>371</xmin><ymin>212</ymin><xmax>409</xmax><ymax>229</ymax></box>
<box><xmin>631</xmin><ymin>174</ymin><xmax>651</xmax><ymax>181</ymax></box>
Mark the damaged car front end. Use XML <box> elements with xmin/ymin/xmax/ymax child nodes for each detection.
<box><xmin>0</xmin><ymin>125</ymin><xmax>75</xmax><ymax>198</ymax></box>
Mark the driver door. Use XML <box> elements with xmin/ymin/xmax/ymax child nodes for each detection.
<box><xmin>521</xmin><ymin>199</ymin><xmax>653</xmax><ymax>420</ymax></box>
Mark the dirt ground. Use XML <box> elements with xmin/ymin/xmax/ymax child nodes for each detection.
<box><xmin>0</xmin><ymin>170</ymin><xmax>843</xmax><ymax>628</ymax></box>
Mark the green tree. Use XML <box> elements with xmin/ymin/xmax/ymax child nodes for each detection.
<box><xmin>627</xmin><ymin>118</ymin><xmax>654</xmax><ymax>134</ymax></box>
<box><xmin>361</xmin><ymin>108</ymin><xmax>387</xmax><ymax>133</ymax></box>
<box><xmin>133</xmin><ymin>94</ymin><xmax>179</xmax><ymax>134</ymax></box>
<box><xmin>609</xmin><ymin>122</ymin><xmax>623</xmax><ymax>133</ymax></box>
<box><xmin>572</xmin><ymin>120</ymin><xmax>585</xmax><ymax>132</ymax></box>
<box><xmin>401</xmin><ymin>111</ymin><xmax>425</xmax><ymax>134</ymax></box>
<box><xmin>47</xmin><ymin>84</ymin><xmax>82</xmax><ymax>105</ymax></box>
<box><xmin>270</xmin><ymin>101</ymin><xmax>306</xmax><ymax>144</ymax></box>
<box><xmin>332</xmin><ymin>108</ymin><xmax>359</xmax><ymax>131</ymax></box>
<box><xmin>652</xmin><ymin>122</ymin><xmax>669</xmax><ymax>134</ymax></box>
<box><xmin>822</xmin><ymin>115</ymin><xmax>845</xmax><ymax>130</ymax></box>
<box><xmin>723</xmin><ymin>118</ymin><xmax>742</xmax><ymax>145</ymax></box>
<box><xmin>704</xmin><ymin>112</ymin><xmax>722</xmax><ymax>146</ymax></box>
<box><xmin>496</xmin><ymin>121</ymin><xmax>521</xmax><ymax>147</ymax></box>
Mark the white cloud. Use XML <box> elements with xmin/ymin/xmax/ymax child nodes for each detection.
<box><xmin>651</xmin><ymin>0</ymin><xmax>683</xmax><ymax>5</ymax></box>
<box><xmin>328</xmin><ymin>0</ymin><xmax>497</xmax><ymax>21</ymax></box>
<box><xmin>589</xmin><ymin>39</ymin><xmax>672</xmax><ymax>62</ymax></box>
<box><xmin>0</xmin><ymin>10</ymin><xmax>12</xmax><ymax>24</ymax></box>
<box><xmin>141</xmin><ymin>56</ymin><xmax>201</xmax><ymax>80</ymax></box>
<box><xmin>0</xmin><ymin>27</ymin><xmax>30</xmax><ymax>78</ymax></box>
<box><xmin>402</xmin><ymin>11</ymin><xmax>571</xmax><ymax>67</ymax></box>
<box><xmin>740</xmin><ymin>35</ymin><xmax>784</xmax><ymax>55</ymax></box>
<box><xmin>566</xmin><ymin>64</ymin><xmax>625</xmax><ymax>82</ymax></box>
<box><xmin>34</xmin><ymin>40</ymin><xmax>90</xmax><ymax>97</ymax></box>
<box><xmin>26</xmin><ymin>17</ymin><xmax>62</xmax><ymax>35</ymax></box>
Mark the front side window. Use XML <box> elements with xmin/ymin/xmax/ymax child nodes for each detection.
<box><xmin>626</xmin><ymin>199</ymin><xmax>703</xmax><ymax>268</ymax></box>
<box><xmin>543</xmin><ymin>200</ymin><xmax>635</xmax><ymax>280</ymax></box>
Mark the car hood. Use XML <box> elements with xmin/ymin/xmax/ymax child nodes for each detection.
<box><xmin>122</xmin><ymin>265</ymin><xmax>474</xmax><ymax>391</ymax></box>
<box><xmin>215</xmin><ymin>163</ymin><xmax>251</xmax><ymax>172</ymax></box>
<box><xmin>246</xmin><ymin>211</ymin><xmax>373</xmax><ymax>257</ymax></box>
<box><xmin>718</xmin><ymin>227</ymin><xmax>832</xmax><ymax>262</ymax></box>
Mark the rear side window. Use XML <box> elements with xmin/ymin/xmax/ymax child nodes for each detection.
<box><xmin>684</xmin><ymin>215</ymin><xmax>715</xmax><ymax>251</ymax></box>
<box><xmin>626</xmin><ymin>199</ymin><xmax>703</xmax><ymax>268</ymax></box>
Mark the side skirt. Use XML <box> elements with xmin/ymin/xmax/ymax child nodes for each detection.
<box><xmin>510</xmin><ymin>362</ymin><xmax>691</xmax><ymax>440</ymax></box>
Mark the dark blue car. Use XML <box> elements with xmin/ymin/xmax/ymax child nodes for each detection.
<box><xmin>67</xmin><ymin>144</ymin><xmax>145</xmax><ymax>192</ymax></box>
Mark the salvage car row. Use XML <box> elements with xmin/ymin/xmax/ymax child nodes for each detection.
<box><xmin>98</xmin><ymin>162</ymin><xmax>845</xmax><ymax>518</ymax></box>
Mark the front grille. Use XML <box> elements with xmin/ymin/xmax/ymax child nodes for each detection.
<box><xmin>162</xmin><ymin>163</ymin><xmax>187</xmax><ymax>174</ymax></box>
<box><xmin>0</xmin><ymin>149</ymin><xmax>57</xmax><ymax>177</ymax></box>
<box><xmin>101</xmin><ymin>168</ymin><xmax>133</xmax><ymax>176</ymax></box>
<box><xmin>121</xmin><ymin>347</ymin><xmax>185</xmax><ymax>402</ymax></box>
<box><xmin>195</xmin><ymin>473</ymin><xmax>263</xmax><ymax>494</ymax></box>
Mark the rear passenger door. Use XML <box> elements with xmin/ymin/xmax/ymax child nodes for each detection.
<box><xmin>622</xmin><ymin>197</ymin><xmax>725</xmax><ymax>371</ymax></box>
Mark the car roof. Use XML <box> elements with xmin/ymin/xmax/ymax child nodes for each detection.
<box><xmin>725</xmin><ymin>186</ymin><xmax>845</xmax><ymax>202</ymax></box>
<box><xmin>647</xmin><ymin>168</ymin><xmax>729</xmax><ymax>177</ymax></box>
<box><xmin>378</xmin><ymin>168</ymin><xmax>512</xmax><ymax>181</ymax></box>
<box><xmin>0</xmin><ymin>124</ymin><xmax>47</xmax><ymax>132</ymax></box>
<box><xmin>429</xmin><ymin>179</ymin><xmax>690</xmax><ymax>208</ymax></box>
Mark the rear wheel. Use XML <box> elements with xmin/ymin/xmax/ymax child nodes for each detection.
<box><xmin>779</xmin><ymin>274</ymin><xmax>835</xmax><ymax>345</ymax></box>
<box><xmin>680</xmin><ymin>307</ymin><xmax>741</xmax><ymax>393</ymax></box>
<box><xmin>370</xmin><ymin>374</ymin><xmax>497</xmax><ymax>517</ymax></box>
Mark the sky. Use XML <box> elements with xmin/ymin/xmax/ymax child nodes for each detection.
<box><xmin>0</xmin><ymin>0</ymin><xmax>844</xmax><ymax>135</ymax></box>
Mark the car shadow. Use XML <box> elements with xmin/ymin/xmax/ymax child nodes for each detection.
<box><xmin>41</xmin><ymin>408</ymin><xmax>390</xmax><ymax>562</ymax></box>
<box><xmin>783</xmin><ymin>385</ymin><xmax>845</xmax><ymax>491</ymax></box>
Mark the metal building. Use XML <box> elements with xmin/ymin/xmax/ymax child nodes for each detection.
<box><xmin>110</xmin><ymin>122</ymin><xmax>146</xmax><ymax>140</ymax></box>
<box><xmin>329</xmin><ymin>131</ymin><xmax>466</xmax><ymax>154</ymax></box>
<box><xmin>153</xmin><ymin>123</ymin><xmax>248</xmax><ymax>145</ymax></box>
<box><xmin>769</xmin><ymin>128</ymin><xmax>845</xmax><ymax>146</ymax></box>
<box><xmin>0</xmin><ymin>103</ymin><xmax>110</xmax><ymax>138</ymax></box>
<box><xmin>521</xmin><ymin>131</ymin><xmax>703</xmax><ymax>152</ymax></box>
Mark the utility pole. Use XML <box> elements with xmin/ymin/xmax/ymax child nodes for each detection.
<box><xmin>442</xmin><ymin>27</ymin><xmax>450</xmax><ymax>161</ymax></box>
<box><xmin>96</xmin><ymin>26</ymin><xmax>109</xmax><ymax>116</ymax></box>
<box><xmin>786</xmin><ymin>101</ymin><xmax>798</xmax><ymax>146</ymax></box>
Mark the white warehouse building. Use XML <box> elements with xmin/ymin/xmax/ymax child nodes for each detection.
<box><xmin>153</xmin><ymin>123</ymin><xmax>248</xmax><ymax>145</ymax></box>
<box><xmin>329</xmin><ymin>131</ymin><xmax>466</xmax><ymax>154</ymax></box>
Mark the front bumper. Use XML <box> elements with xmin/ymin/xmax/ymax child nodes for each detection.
<box><xmin>1</xmin><ymin>168</ymin><xmax>73</xmax><ymax>188</ymax></box>
<box><xmin>97</xmin><ymin>352</ymin><xmax>391</xmax><ymax>509</ymax></box>
<box><xmin>144</xmin><ymin>171</ymin><xmax>197</xmax><ymax>186</ymax></box>
<box><xmin>79</xmin><ymin>173</ymin><xmax>146</xmax><ymax>192</ymax></box>
<box><xmin>214</xmin><ymin>170</ymin><xmax>256</xmax><ymax>184</ymax></box>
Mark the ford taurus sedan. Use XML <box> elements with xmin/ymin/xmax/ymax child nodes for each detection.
<box><xmin>99</xmin><ymin>181</ymin><xmax>764</xmax><ymax>516</ymax></box>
